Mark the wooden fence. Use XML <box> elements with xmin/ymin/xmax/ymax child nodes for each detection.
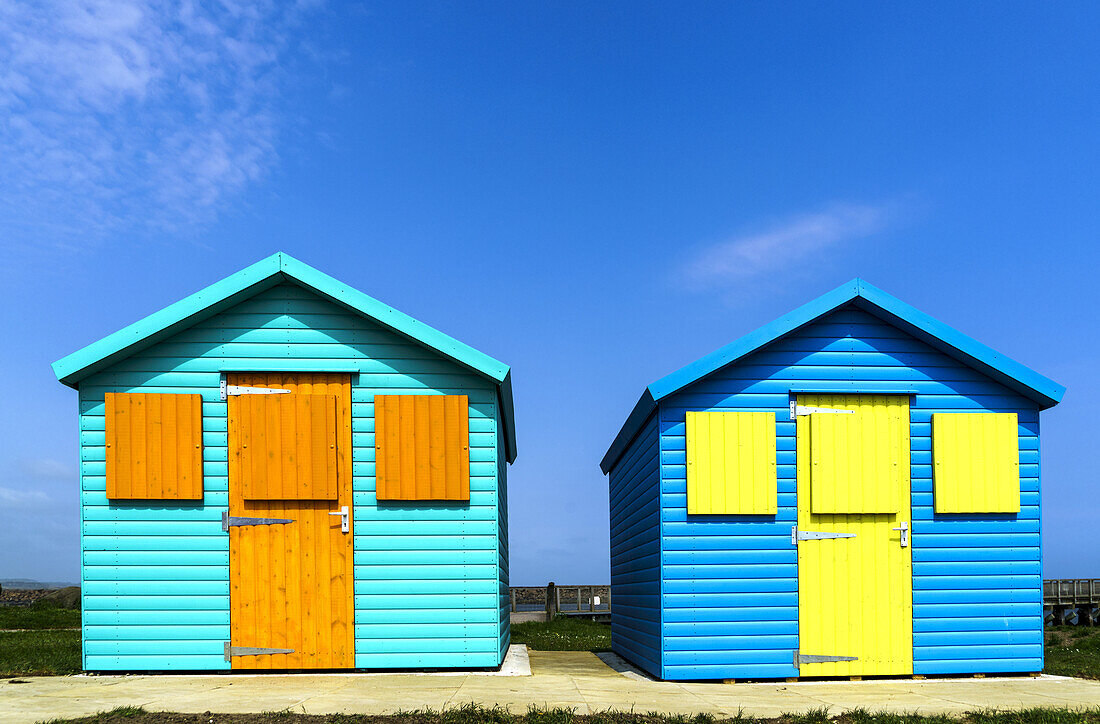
<box><xmin>511</xmin><ymin>580</ymin><xmax>1100</xmax><ymax>626</ymax></box>
<box><xmin>510</xmin><ymin>583</ymin><xmax>610</xmax><ymax>619</ymax></box>
<box><xmin>1044</xmin><ymin>579</ymin><xmax>1100</xmax><ymax>626</ymax></box>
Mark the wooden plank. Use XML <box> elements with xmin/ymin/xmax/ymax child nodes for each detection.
<box><xmin>686</xmin><ymin>411</ymin><xmax>777</xmax><ymax>515</ymax></box>
<box><xmin>238</xmin><ymin>394</ymin><xmax>337</xmax><ymax>500</ymax></box>
<box><xmin>375</xmin><ymin>394</ymin><xmax>470</xmax><ymax>501</ymax></box>
<box><xmin>933</xmin><ymin>413</ymin><xmax>1020</xmax><ymax>513</ymax></box>
<box><xmin>228</xmin><ymin>372</ymin><xmax>353</xmax><ymax>670</ymax></box>
<box><xmin>106</xmin><ymin>393</ymin><xmax>203</xmax><ymax>500</ymax></box>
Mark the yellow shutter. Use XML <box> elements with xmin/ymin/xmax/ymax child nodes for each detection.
<box><xmin>686</xmin><ymin>411</ymin><xmax>777</xmax><ymax>514</ymax></box>
<box><xmin>238</xmin><ymin>394</ymin><xmax>339</xmax><ymax>500</ymax></box>
<box><xmin>933</xmin><ymin>412</ymin><xmax>1020</xmax><ymax>513</ymax></box>
<box><xmin>375</xmin><ymin>395</ymin><xmax>471</xmax><ymax>501</ymax></box>
<box><xmin>808</xmin><ymin>395</ymin><xmax>906</xmax><ymax>514</ymax></box>
<box><xmin>105</xmin><ymin>393</ymin><xmax>203</xmax><ymax>500</ymax></box>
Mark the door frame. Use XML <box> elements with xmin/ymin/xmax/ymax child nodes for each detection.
<box><xmin>793</xmin><ymin>393</ymin><xmax>914</xmax><ymax>677</ymax></box>
<box><xmin>225</xmin><ymin>372</ymin><xmax>355</xmax><ymax>670</ymax></box>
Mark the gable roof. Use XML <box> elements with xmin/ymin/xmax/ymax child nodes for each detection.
<box><xmin>600</xmin><ymin>278</ymin><xmax>1064</xmax><ymax>473</ymax></box>
<box><xmin>52</xmin><ymin>252</ymin><xmax>517</xmax><ymax>463</ymax></box>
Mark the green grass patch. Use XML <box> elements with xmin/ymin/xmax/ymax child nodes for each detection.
<box><xmin>0</xmin><ymin>628</ymin><xmax>81</xmax><ymax>677</ymax></box>
<box><xmin>0</xmin><ymin>600</ymin><xmax>80</xmax><ymax>630</ymax></box>
<box><xmin>1045</xmin><ymin>627</ymin><xmax>1100</xmax><ymax>680</ymax></box>
<box><xmin>33</xmin><ymin>704</ymin><xmax>1100</xmax><ymax>724</ymax></box>
<box><xmin>510</xmin><ymin>616</ymin><xmax>611</xmax><ymax>651</ymax></box>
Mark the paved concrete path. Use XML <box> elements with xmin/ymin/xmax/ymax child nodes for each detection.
<box><xmin>3</xmin><ymin>649</ymin><xmax>1099</xmax><ymax>724</ymax></box>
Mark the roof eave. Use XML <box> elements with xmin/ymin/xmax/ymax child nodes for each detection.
<box><xmin>601</xmin><ymin>277</ymin><xmax>1065</xmax><ymax>473</ymax></box>
<box><xmin>52</xmin><ymin>254</ymin><xmax>286</xmax><ymax>387</ymax></box>
<box><xmin>851</xmin><ymin>280</ymin><xmax>1065</xmax><ymax>408</ymax></box>
<box><xmin>599</xmin><ymin>388</ymin><xmax>657</xmax><ymax>474</ymax></box>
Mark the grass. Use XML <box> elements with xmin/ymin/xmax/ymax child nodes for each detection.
<box><xmin>1045</xmin><ymin>626</ymin><xmax>1100</xmax><ymax>680</ymax></box>
<box><xmin>34</xmin><ymin>704</ymin><xmax>1100</xmax><ymax>724</ymax></box>
<box><xmin>510</xmin><ymin>616</ymin><xmax>612</xmax><ymax>651</ymax></box>
<box><xmin>0</xmin><ymin>600</ymin><xmax>81</xmax><ymax>630</ymax></box>
<box><xmin>0</xmin><ymin>628</ymin><xmax>81</xmax><ymax>677</ymax></box>
<box><xmin>0</xmin><ymin>600</ymin><xmax>82</xmax><ymax>677</ymax></box>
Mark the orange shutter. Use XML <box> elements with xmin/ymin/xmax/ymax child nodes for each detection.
<box><xmin>105</xmin><ymin>393</ymin><xmax>204</xmax><ymax>500</ymax></box>
<box><xmin>237</xmin><ymin>394</ymin><xmax>338</xmax><ymax>500</ymax></box>
<box><xmin>375</xmin><ymin>395</ymin><xmax>470</xmax><ymax>501</ymax></box>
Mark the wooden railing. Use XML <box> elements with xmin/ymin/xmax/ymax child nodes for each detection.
<box><xmin>510</xmin><ymin>580</ymin><xmax>1099</xmax><ymax>625</ymax></box>
<box><xmin>510</xmin><ymin>583</ymin><xmax>610</xmax><ymax>618</ymax></box>
<box><xmin>1044</xmin><ymin>579</ymin><xmax>1100</xmax><ymax>625</ymax></box>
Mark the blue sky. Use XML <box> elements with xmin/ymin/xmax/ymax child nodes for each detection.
<box><xmin>1</xmin><ymin>2</ymin><xmax>1097</xmax><ymax>585</ymax></box>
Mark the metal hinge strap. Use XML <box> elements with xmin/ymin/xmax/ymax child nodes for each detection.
<box><xmin>791</xmin><ymin>525</ymin><xmax>857</xmax><ymax>544</ymax></box>
<box><xmin>224</xmin><ymin>642</ymin><xmax>295</xmax><ymax>661</ymax></box>
<box><xmin>220</xmin><ymin>379</ymin><xmax>292</xmax><ymax>400</ymax></box>
<box><xmin>222</xmin><ymin>511</ymin><xmax>294</xmax><ymax>532</ymax></box>
<box><xmin>794</xmin><ymin>650</ymin><xmax>858</xmax><ymax>666</ymax></box>
<box><xmin>790</xmin><ymin>402</ymin><xmax>856</xmax><ymax>418</ymax></box>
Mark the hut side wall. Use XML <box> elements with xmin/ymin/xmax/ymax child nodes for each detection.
<box><xmin>78</xmin><ymin>282</ymin><xmax>506</xmax><ymax>670</ymax></box>
<box><xmin>657</xmin><ymin>304</ymin><xmax>1042</xmax><ymax>680</ymax></box>
<box><xmin>607</xmin><ymin>413</ymin><xmax>663</xmax><ymax>678</ymax></box>
<box><xmin>496</xmin><ymin>422</ymin><xmax>511</xmax><ymax>662</ymax></box>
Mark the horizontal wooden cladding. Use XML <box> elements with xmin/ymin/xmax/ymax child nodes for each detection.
<box><xmin>80</xmin><ymin>284</ymin><xmax>507</xmax><ymax>670</ymax></box>
<box><xmin>933</xmin><ymin>413</ymin><xmax>1020</xmax><ymax>513</ymax></box>
<box><xmin>686</xmin><ymin>411</ymin><xmax>777</xmax><ymax>515</ymax></box>
<box><xmin>106</xmin><ymin>393</ymin><xmax>203</xmax><ymax>500</ymax></box>
<box><xmin>375</xmin><ymin>395</ymin><xmax>470</xmax><ymax>501</ymax></box>
<box><xmin>651</xmin><ymin>305</ymin><xmax>1043</xmax><ymax>680</ymax></box>
<box><xmin>608</xmin><ymin>413</ymin><xmax>663</xmax><ymax>678</ymax></box>
<box><xmin>238</xmin><ymin>394</ymin><xmax>338</xmax><ymax>500</ymax></box>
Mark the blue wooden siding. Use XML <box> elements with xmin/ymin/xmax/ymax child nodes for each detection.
<box><xmin>656</xmin><ymin>304</ymin><xmax>1041</xmax><ymax>680</ymax></box>
<box><xmin>607</xmin><ymin>413</ymin><xmax>663</xmax><ymax>678</ymax></box>
<box><xmin>79</xmin><ymin>283</ymin><xmax>507</xmax><ymax>670</ymax></box>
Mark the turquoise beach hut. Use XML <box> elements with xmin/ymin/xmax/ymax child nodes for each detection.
<box><xmin>600</xmin><ymin>280</ymin><xmax>1063</xmax><ymax>681</ymax></box>
<box><xmin>53</xmin><ymin>252</ymin><xmax>515</xmax><ymax>671</ymax></box>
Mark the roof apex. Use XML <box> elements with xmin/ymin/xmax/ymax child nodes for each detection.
<box><xmin>601</xmin><ymin>278</ymin><xmax>1064</xmax><ymax>473</ymax></box>
<box><xmin>52</xmin><ymin>251</ymin><xmax>517</xmax><ymax>461</ymax></box>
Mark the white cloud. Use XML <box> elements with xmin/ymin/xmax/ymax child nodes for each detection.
<box><xmin>20</xmin><ymin>458</ymin><xmax>76</xmax><ymax>481</ymax></box>
<box><xmin>0</xmin><ymin>0</ymin><xmax>324</xmax><ymax>251</ymax></box>
<box><xmin>0</xmin><ymin>486</ymin><xmax>52</xmax><ymax>507</ymax></box>
<box><xmin>681</xmin><ymin>202</ymin><xmax>895</xmax><ymax>288</ymax></box>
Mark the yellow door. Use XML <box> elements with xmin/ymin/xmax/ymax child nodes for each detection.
<box><xmin>795</xmin><ymin>394</ymin><xmax>912</xmax><ymax>676</ymax></box>
<box><xmin>227</xmin><ymin>373</ymin><xmax>354</xmax><ymax>669</ymax></box>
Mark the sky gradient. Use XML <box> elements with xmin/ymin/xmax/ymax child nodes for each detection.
<box><xmin>1</xmin><ymin>1</ymin><xmax>1097</xmax><ymax>585</ymax></box>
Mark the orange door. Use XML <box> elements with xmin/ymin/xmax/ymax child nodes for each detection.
<box><xmin>226</xmin><ymin>373</ymin><xmax>354</xmax><ymax>669</ymax></box>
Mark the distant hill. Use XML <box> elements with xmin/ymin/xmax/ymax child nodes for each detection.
<box><xmin>1</xmin><ymin>579</ymin><xmax>79</xmax><ymax>590</ymax></box>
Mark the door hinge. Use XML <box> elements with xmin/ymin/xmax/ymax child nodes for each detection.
<box><xmin>794</xmin><ymin>650</ymin><xmax>858</xmax><ymax>666</ymax></box>
<box><xmin>791</xmin><ymin>525</ymin><xmax>857</xmax><ymax>544</ymax></box>
<box><xmin>222</xmin><ymin>511</ymin><xmax>294</xmax><ymax>532</ymax></box>
<box><xmin>224</xmin><ymin>642</ymin><xmax>295</xmax><ymax>661</ymax></box>
<box><xmin>790</xmin><ymin>401</ymin><xmax>856</xmax><ymax>419</ymax></box>
<box><xmin>220</xmin><ymin>379</ymin><xmax>292</xmax><ymax>400</ymax></box>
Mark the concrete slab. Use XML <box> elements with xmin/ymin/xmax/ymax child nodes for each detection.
<box><xmin>1</xmin><ymin>649</ymin><xmax>1098</xmax><ymax>724</ymax></box>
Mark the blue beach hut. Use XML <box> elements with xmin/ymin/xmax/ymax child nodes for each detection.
<box><xmin>53</xmin><ymin>252</ymin><xmax>515</xmax><ymax>671</ymax></box>
<box><xmin>600</xmin><ymin>279</ymin><xmax>1063</xmax><ymax>681</ymax></box>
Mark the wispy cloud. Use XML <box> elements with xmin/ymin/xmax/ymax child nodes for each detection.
<box><xmin>0</xmin><ymin>0</ymin><xmax>324</xmax><ymax>252</ymax></box>
<box><xmin>0</xmin><ymin>486</ymin><xmax>51</xmax><ymax>507</ymax></box>
<box><xmin>20</xmin><ymin>458</ymin><xmax>76</xmax><ymax>481</ymax></box>
<box><xmin>680</xmin><ymin>202</ymin><xmax>896</xmax><ymax>288</ymax></box>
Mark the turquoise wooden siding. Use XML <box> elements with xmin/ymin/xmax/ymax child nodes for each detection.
<box><xmin>497</xmin><ymin>422</ymin><xmax>511</xmax><ymax>661</ymax></box>
<box><xmin>607</xmin><ymin>413</ymin><xmax>663</xmax><ymax>678</ymax></box>
<box><xmin>79</xmin><ymin>283</ymin><xmax>509</xmax><ymax>670</ymax></box>
<box><xmin>653</xmin><ymin>304</ymin><xmax>1042</xmax><ymax>680</ymax></box>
